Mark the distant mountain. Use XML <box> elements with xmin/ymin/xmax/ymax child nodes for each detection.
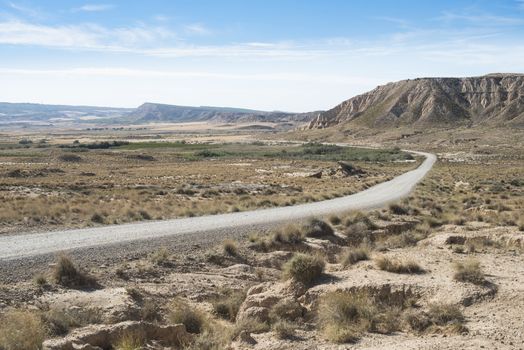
<box><xmin>306</xmin><ymin>73</ymin><xmax>524</xmax><ymax>129</ymax></box>
<box><xmin>0</xmin><ymin>102</ymin><xmax>131</xmax><ymax>124</ymax></box>
<box><xmin>126</xmin><ymin>102</ymin><xmax>316</xmax><ymax>124</ymax></box>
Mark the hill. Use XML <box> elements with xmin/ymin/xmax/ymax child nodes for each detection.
<box><xmin>126</xmin><ymin>102</ymin><xmax>315</xmax><ymax>124</ymax></box>
<box><xmin>306</xmin><ymin>73</ymin><xmax>524</xmax><ymax>130</ymax></box>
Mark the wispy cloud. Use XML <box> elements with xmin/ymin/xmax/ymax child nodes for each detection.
<box><xmin>0</xmin><ymin>16</ymin><xmax>522</xmax><ymax>68</ymax></box>
<box><xmin>0</xmin><ymin>67</ymin><xmax>381</xmax><ymax>85</ymax></box>
<box><xmin>0</xmin><ymin>19</ymin><xmax>174</xmax><ymax>49</ymax></box>
<box><xmin>436</xmin><ymin>11</ymin><xmax>524</xmax><ymax>25</ymax></box>
<box><xmin>74</xmin><ymin>3</ymin><xmax>114</xmax><ymax>12</ymax></box>
<box><xmin>371</xmin><ymin>16</ymin><xmax>410</xmax><ymax>29</ymax></box>
<box><xmin>184</xmin><ymin>23</ymin><xmax>212</xmax><ymax>35</ymax></box>
<box><xmin>6</xmin><ymin>1</ymin><xmax>42</xmax><ymax>18</ymax></box>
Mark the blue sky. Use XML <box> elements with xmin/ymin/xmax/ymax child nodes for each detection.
<box><xmin>1</xmin><ymin>0</ymin><xmax>523</xmax><ymax>111</ymax></box>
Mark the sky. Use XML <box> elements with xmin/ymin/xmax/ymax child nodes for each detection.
<box><xmin>0</xmin><ymin>0</ymin><xmax>524</xmax><ymax>112</ymax></box>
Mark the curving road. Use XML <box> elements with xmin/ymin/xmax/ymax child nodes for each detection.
<box><xmin>0</xmin><ymin>151</ymin><xmax>435</xmax><ymax>263</ymax></box>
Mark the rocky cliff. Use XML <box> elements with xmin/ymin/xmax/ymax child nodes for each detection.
<box><xmin>307</xmin><ymin>73</ymin><xmax>524</xmax><ymax>129</ymax></box>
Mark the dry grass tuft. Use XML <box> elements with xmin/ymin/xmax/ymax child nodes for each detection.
<box><xmin>269</xmin><ymin>299</ymin><xmax>304</xmax><ymax>322</ymax></box>
<box><xmin>404</xmin><ymin>304</ymin><xmax>466</xmax><ymax>334</ymax></box>
<box><xmin>375</xmin><ymin>256</ymin><xmax>424</xmax><ymax>274</ymax></box>
<box><xmin>282</xmin><ymin>253</ymin><xmax>325</xmax><ymax>286</ymax></box>
<box><xmin>272</xmin><ymin>224</ymin><xmax>304</xmax><ymax>245</ymax></box>
<box><xmin>168</xmin><ymin>299</ymin><xmax>207</xmax><ymax>334</ymax></box>
<box><xmin>340</xmin><ymin>247</ymin><xmax>370</xmax><ymax>267</ymax></box>
<box><xmin>453</xmin><ymin>259</ymin><xmax>485</xmax><ymax>285</ymax></box>
<box><xmin>53</xmin><ymin>254</ymin><xmax>97</xmax><ymax>289</ymax></box>
<box><xmin>212</xmin><ymin>289</ymin><xmax>246</xmax><ymax>321</ymax></box>
<box><xmin>302</xmin><ymin>218</ymin><xmax>334</xmax><ymax>238</ymax></box>
<box><xmin>113</xmin><ymin>330</ymin><xmax>146</xmax><ymax>350</ymax></box>
<box><xmin>318</xmin><ymin>289</ymin><xmax>405</xmax><ymax>343</ymax></box>
<box><xmin>222</xmin><ymin>239</ymin><xmax>238</xmax><ymax>256</ymax></box>
<box><xmin>272</xmin><ymin>320</ymin><xmax>297</xmax><ymax>339</ymax></box>
<box><xmin>0</xmin><ymin>310</ymin><xmax>46</xmax><ymax>350</ymax></box>
<box><xmin>150</xmin><ymin>247</ymin><xmax>170</xmax><ymax>265</ymax></box>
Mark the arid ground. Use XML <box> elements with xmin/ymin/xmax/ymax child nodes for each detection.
<box><xmin>0</xmin><ymin>123</ymin><xmax>523</xmax><ymax>350</ymax></box>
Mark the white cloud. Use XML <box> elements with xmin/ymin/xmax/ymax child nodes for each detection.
<box><xmin>184</xmin><ymin>23</ymin><xmax>211</xmax><ymax>35</ymax></box>
<box><xmin>0</xmin><ymin>19</ymin><xmax>174</xmax><ymax>49</ymax></box>
<box><xmin>74</xmin><ymin>4</ymin><xmax>114</xmax><ymax>12</ymax></box>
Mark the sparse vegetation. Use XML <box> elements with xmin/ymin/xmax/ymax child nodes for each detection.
<box><xmin>301</xmin><ymin>218</ymin><xmax>334</xmax><ymax>238</ymax></box>
<box><xmin>211</xmin><ymin>288</ymin><xmax>246</xmax><ymax>321</ymax></box>
<box><xmin>272</xmin><ymin>320</ymin><xmax>297</xmax><ymax>339</ymax></box>
<box><xmin>53</xmin><ymin>254</ymin><xmax>97</xmax><ymax>288</ymax></box>
<box><xmin>282</xmin><ymin>253</ymin><xmax>325</xmax><ymax>285</ymax></box>
<box><xmin>340</xmin><ymin>247</ymin><xmax>370</xmax><ymax>267</ymax></box>
<box><xmin>222</xmin><ymin>239</ymin><xmax>238</xmax><ymax>256</ymax></box>
<box><xmin>168</xmin><ymin>299</ymin><xmax>207</xmax><ymax>334</ymax></box>
<box><xmin>150</xmin><ymin>247</ymin><xmax>170</xmax><ymax>265</ymax></box>
<box><xmin>0</xmin><ymin>310</ymin><xmax>46</xmax><ymax>350</ymax></box>
<box><xmin>113</xmin><ymin>330</ymin><xmax>145</xmax><ymax>350</ymax></box>
<box><xmin>453</xmin><ymin>259</ymin><xmax>485</xmax><ymax>285</ymax></box>
<box><xmin>318</xmin><ymin>289</ymin><xmax>412</xmax><ymax>343</ymax></box>
<box><xmin>375</xmin><ymin>256</ymin><xmax>424</xmax><ymax>274</ymax></box>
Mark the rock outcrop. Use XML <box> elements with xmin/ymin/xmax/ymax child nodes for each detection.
<box><xmin>307</xmin><ymin>73</ymin><xmax>524</xmax><ymax>129</ymax></box>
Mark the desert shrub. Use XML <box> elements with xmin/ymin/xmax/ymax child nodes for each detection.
<box><xmin>301</xmin><ymin>218</ymin><xmax>334</xmax><ymax>237</ymax></box>
<box><xmin>319</xmin><ymin>287</ymin><xmax>418</xmax><ymax>343</ymax></box>
<box><xmin>272</xmin><ymin>320</ymin><xmax>297</xmax><ymax>339</ymax></box>
<box><xmin>53</xmin><ymin>254</ymin><xmax>97</xmax><ymax>288</ymax></box>
<box><xmin>0</xmin><ymin>310</ymin><xmax>45</xmax><ymax>350</ymax></box>
<box><xmin>318</xmin><ymin>290</ymin><xmax>388</xmax><ymax>343</ymax></box>
<box><xmin>282</xmin><ymin>253</ymin><xmax>325</xmax><ymax>286</ymax></box>
<box><xmin>385</xmin><ymin>230</ymin><xmax>425</xmax><ymax>248</ymax></box>
<box><xmin>403</xmin><ymin>310</ymin><xmax>432</xmax><ymax>332</ymax></box>
<box><xmin>328</xmin><ymin>214</ymin><xmax>341</xmax><ymax>225</ymax></box>
<box><xmin>389</xmin><ymin>203</ymin><xmax>409</xmax><ymax>215</ymax></box>
<box><xmin>59</xmin><ymin>154</ymin><xmax>82</xmax><ymax>162</ymax></box>
<box><xmin>34</xmin><ymin>274</ymin><xmax>48</xmax><ymax>287</ymax></box>
<box><xmin>126</xmin><ymin>286</ymin><xmax>143</xmax><ymax>301</ymax></box>
<box><xmin>344</xmin><ymin>211</ymin><xmax>376</xmax><ymax>229</ymax></box>
<box><xmin>340</xmin><ymin>247</ymin><xmax>369</xmax><ymax>267</ymax></box>
<box><xmin>405</xmin><ymin>304</ymin><xmax>466</xmax><ymax>333</ymax></box>
<box><xmin>113</xmin><ymin>330</ymin><xmax>145</xmax><ymax>350</ymax></box>
<box><xmin>43</xmin><ymin>306</ymin><xmax>102</xmax><ymax>336</ymax></box>
<box><xmin>90</xmin><ymin>212</ymin><xmax>105</xmax><ymax>224</ymax></box>
<box><xmin>269</xmin><ymin>299</ymin><xmax>304</xmax><ymax>322</ymax></box>
<box><xmin>150</xmin><ymin>247</ymin><xmax>170</xmax><ymax>265</ymax></box>
<box><xmin>168</xmin><ymin>299</ymin><xmax>207</xmax><ymax>334</ymax></box>
<box><xmin>428</xmin><ymin>304</ymin><xmax>465</xmax><ymax>326</ymax></box>
<box><xmin>222</xmin><ymin>239</ymin><xmax>238</xmax><ymax>256</ymax></box>
<box><xmin>272</xmin><ymin>224</ymin><xmax>304</xmax><ymax>245</ymax></box>
<box><xmin>232</xmin><ymin>318</ymin><xmax>270</xmax><ymax>339</ymax></box>
<box><xmin>212</xmin><ymin>289</ymin><xmax>246</xmax><ymax>321</ymax></box>
<box><xmin>453</xmin><ymin>259</ymin><xmax>485</xmax><ymax>285</ymax></box>
<box><xmin>344</xmin><ymin>222</ymin><xmax>373</xmax><ymax>246</ymax></box>
<box><xmin>141</xmin><ymin>299</ymin><xmax>161</xmax><ymax>322</ymax></box>
<box><xmin>138</xmin><ymin>210</ymin><xmax>152</xmax><ymax>220</ymax></box>
<box><xmin>184</xmin><ymin>330</ymin><xmax>230</xmax><ymax>350</ymax></box>
<box><xmin>465</xmin><ymin>236</ymin><xmax>501</xmax><ymax>252</ymax></box>
<box><xmin>375</xmin><ymin>256</ymin><xmax>424</xmax><ymax>274</ymax></box>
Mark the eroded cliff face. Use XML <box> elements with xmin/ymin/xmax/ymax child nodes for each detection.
<box><xmin>307</xmin><ymin>74</ymin><xmax>524</xmax><ymax>129</ymax></box>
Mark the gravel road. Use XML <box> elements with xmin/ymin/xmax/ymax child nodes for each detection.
<box><xmin>0</xmin><ymin>151</ymin><xmax>435</xmax><ymax>282</ymax></box>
